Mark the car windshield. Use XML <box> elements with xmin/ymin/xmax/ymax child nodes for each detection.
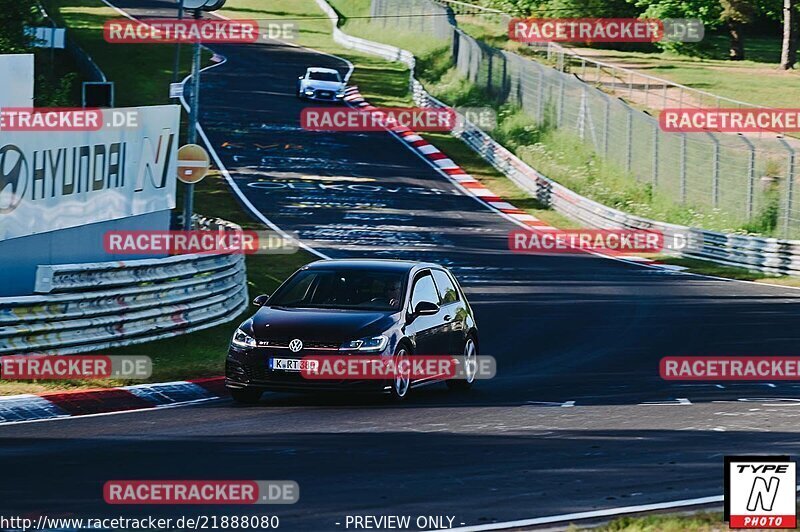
<box><xmin>308</xmin><ymin>71</ymin><xmax>341</xmax><ymax>82</ymax></box>
<box><xmin>269</xmin><ymin>269</ymin><xmax>406</xmax><ymax>311</ymax></box>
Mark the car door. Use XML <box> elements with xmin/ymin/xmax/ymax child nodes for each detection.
<box><xmin>431</xmin><ymin>268</ymin><xmax>467</xmax><ymax>356</ymax></box>
<box><xmin>405</xmin><ymin>269</ymin><xmax>448</xmax><ymax>358</ymax></box>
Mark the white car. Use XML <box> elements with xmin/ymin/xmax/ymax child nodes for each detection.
<box><xmin>297</xmin><ymin>67</ymin><xmax>346</xmax><ymax>103</ymax></box>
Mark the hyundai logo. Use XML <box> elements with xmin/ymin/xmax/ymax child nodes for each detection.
<box><xmin>0</xmin><ymin>145</ymin><xmax>28</xmax><ymax>214</ymax></box>
<box><xmin>289</xmin><ymin>339</ymin><xmax>303</xmax><ymax>353</ymax></box>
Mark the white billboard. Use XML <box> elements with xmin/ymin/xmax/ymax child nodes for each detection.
<box><xmin>0</xmin><ymin>105</ymin><xmax>180</xmax><ymax>241</ymax></box>
<box><xmin>0</xmin><ymin>54</ymin><xmax>34</xmax><ymax>108</ymax></box>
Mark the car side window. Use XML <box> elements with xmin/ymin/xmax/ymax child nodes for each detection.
<box><xmin>410</xmin><ymin>272</ymin><xmax>439</xmax><ymax>311</ymax></box>
<box><xmin>432</xmin><ymin>269</ymin><xmax>459</xmax><ymax>304</ymax></box>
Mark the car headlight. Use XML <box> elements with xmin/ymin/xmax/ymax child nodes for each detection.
<box><xmin>304</xmin><ymin>89</ymin><xmax>315</xmax><ymax>95</ymax></box>
<box><xmin>340</xmin><ymin>335</ymin><xmax>389</xmax><ymax>353</ymax></box>
<box><xmin>231</xmin><ymin>328</ymin><xmax>256</xmax><ymax>349</ymax></box>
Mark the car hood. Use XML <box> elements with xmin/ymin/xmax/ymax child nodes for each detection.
<box><xmin>305</xmin><ymin>80</ymin><xmax>344</xmax><ymax>91</ymax></box>
<box><xmin>251</xmin><ymin>306</ymin><xmax>395</xmax><ymax>343</ymax></box>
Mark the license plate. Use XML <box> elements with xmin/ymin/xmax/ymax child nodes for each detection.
<box><xmin>269</xmin><ymin>358</ymin><xmax>319</xmax><ymax>372</ymax></box>
<box><xmin>319</xmin><ymin>92</ymin><xmax>332</xmax><ymax>98</ymax></box>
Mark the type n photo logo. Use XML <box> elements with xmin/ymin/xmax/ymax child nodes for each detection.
<box><xmin>724</xmin><ymin>456</ymin><xmax>796</xmax><ymax>529</ymax></box>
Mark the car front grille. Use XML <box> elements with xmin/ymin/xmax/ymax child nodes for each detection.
<box><xmin>315</xmin><ymin>90</ymin><xmax>334</xmax><ymax>100</ymax></box>
<box><xmin>256</xmin><ymin>339</ymin><xmax>340</xmax><ymax>350</ymax></box>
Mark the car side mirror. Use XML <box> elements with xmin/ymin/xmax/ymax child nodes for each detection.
<box><xmin>252</xmin><ymin>294</ymin><xmax>271</xmax><ymax>306</ymax></box>
<box><xmin>298</xmin><ymin>75</ymin><xmax>304</xmax><ymax>80</ymax></box>
<box><xmin>414</xmin><ymin>301</ymin><xmax>439</xmax><ymax>316</ymax></box>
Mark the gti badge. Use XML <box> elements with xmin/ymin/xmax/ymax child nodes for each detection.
<box><xmin>289</xmin><ymin>339</ymin><xmax>303</xmax><ymax>353</ymax></box>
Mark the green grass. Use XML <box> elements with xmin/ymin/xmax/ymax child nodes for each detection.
<box><xmin>10</xmin><ymin>0</ymin><xmax>795</xmax><ymax>394</ymax></box>
<box><xmin>651</xmin><ymin>255</ymin><xmax>800</xmax><ymax>287</ymax></box>
<box><xmin>106</xmin><ymin>172</ymin><xmax>314</xmax><ymax>386</ymax></box>
<box><xmin>571</xmin><ymin>41</ymin><xmax>800</xmax><ymax>109</ymax></box>
<box><xmin>42</xmin><ymin>0</ymin><xmax>202</xmax><ymax>107</ymax></box>
<box><xmin>422</xmin><ymin>132</ymin><xmax>579</xmax><ymax>229</ymax></box>
<box><xmin>221</xmin><ymin>0</ymin><xmax>416</xmax><ymax>107</ymax></box>
<box><xmin>0</xmin><ymin>0</ymin><xmax>313</xmax><ymax>395</ymax></box>
<box><xmin>578</xmin><ymin>511</ymin><xmax>726</xmax><ymax>531</ymax></box>
<box><xmin>454</xmin><ymin>13</ymin><xmax>799</xmax><ymax>108</ymax></box>
<box><xmin>1</xmin><ymin>169</ymin><xmax>313</xmax><ymax>395</ymax></box>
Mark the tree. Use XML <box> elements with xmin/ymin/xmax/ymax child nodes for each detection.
<box><xmin>720</xmin><ymin>0</ymin><xmax>754</xmax><ymax>59</ymax></box>
<box><xmin>628</xmin><ymin>0</ymin><xmax>723</xmax><ymax>53</ymax></box>
<box><xmin>780</xmin><ymin>0</ymin><xmax>797</xmax><ymax>68</ymax></box>
<box><xmin>0</xmin><ymin>0</ymin><xmax>36</xmax><ymax>53</ymax></box>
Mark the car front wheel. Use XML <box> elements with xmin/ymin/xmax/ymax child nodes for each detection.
<box><xmin>389</xmin><ymin>346</ymin><xmax>411</xmax><ymax>401</ymax></box>
<box><xmin>447</xmin><ymin>336</ymin><xmax>477</xmax><ymax>391</ymax></box>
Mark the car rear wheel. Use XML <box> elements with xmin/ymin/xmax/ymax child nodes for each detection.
<box><xmin>390</xmin><ymin>346</ymin><xmax>411</xmax><ymax>401</ymax></box>
<box><xmin>447</xmin><ymin>337</ymin><xmax>477</xmax><ymax>391</ymax></box>
<box><xmin>230</xmin><ymin>388</ymin><xmax>263</xmax><ymax>404</ymax></box>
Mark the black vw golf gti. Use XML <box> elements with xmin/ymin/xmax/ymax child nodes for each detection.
<box><xmin>226</xmin><ymin>259</ymin><xmax>478</xmax><ymax>402</ymax></box>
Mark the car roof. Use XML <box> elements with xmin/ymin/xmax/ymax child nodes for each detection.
<box><xmin>304</xmin><ymin>259</ymin><xmax>442</xmax><ymax>274</ymax></box>
<box><xmin>307</xmin><ymin>67</ymin><xmax>340</xmax><ymax>74</ymax></box>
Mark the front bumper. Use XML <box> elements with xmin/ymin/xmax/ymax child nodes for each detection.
<box><xmin>302</xmin><ymin>89</ymin><xmax>345</xmax><ymax>102</ymax></box>
<box><xmin>225</xmin><ymin>348</ymin><xmax>392</xmax><ymax>394</ymax></box>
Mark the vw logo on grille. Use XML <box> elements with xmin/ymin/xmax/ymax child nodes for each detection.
<box><xmin>289</xmin><ymin>339</ymin><xmax>303</xmax><ymax>353</ymax></box>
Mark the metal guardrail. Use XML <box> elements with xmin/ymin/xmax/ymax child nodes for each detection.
<box><xmin>371</xmin><ymin>0</ymin><xmax>800</xmax><ymax>238</ymax></box>
<box><xmin>0</xmin><ymin>217</ymin><xmax>249</xmax><ymax>355</ymax></box>
<box><xmin>317</xmin><ymin>0</ymin><xmax>800</xmax><ymax>276</ymax></box>
<box><xmin>432</xmin><ymin>0</ymin><xmax>774</xmax><ymax>115</ymax></box>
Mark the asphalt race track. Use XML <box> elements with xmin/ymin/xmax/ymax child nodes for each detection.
<box><xmin>3</xmin><ymin>1</ymin><xmax>800</xmax><ymax>529</ymax></box>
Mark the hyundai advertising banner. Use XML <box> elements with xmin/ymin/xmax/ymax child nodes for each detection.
<box><xmin>0</xmin><ymin>105</ymin><xmax>179</xmax><ymax>241</ymax></box>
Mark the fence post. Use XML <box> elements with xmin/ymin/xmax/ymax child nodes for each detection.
<box><xmin>652</xmin><ymin>121</ymin><xmax>659</xmax><ymax>187</ymax></box>
<box><xmin>676</xmin><ymin>134</ymin><xmax>686</xmax><ymax>203</ymax></box>
<box><xmin>487</xmin><ymin>51</ymin><xmax>493</xmax><ymax>93</ymax></box>
<box><xmin>741</xmin><ymin>136</ymin><xmax>756</xmax><ymax>219</ymax></box>
<box><xmin>628</xmin><ymin>71</ymin><xmax>634</xmax><ymax>98</ymax></box>
<box><xmin>779</xmin><ymin>138</ymin><xmax>796</xmax><ymax>237</ymax></box>
<box><xmin>707</xmin><ymin>133</ymin><xmax>720</xmax><ymax>208</ymax></box>
<box><xmin>626</xmin><ymin>108</ymin><xmax>633</xmax><ymax>175</ymax></box>
<box><xmin>536</xmin><ymin>67</ymin><xmax>544</xmax><ymax>123</ymax></box>
<box><xmin>557</xmin><ymin>76</ymin><xmax>565</xmax><ymax>128</ymax></box>
<box><xmin>603</xmin><ymin>97</ymin><xmax>610</xmax><ymax>157</ymax></box>
<box><xmin>576</xmin><ymin>85</ymin><xmax>586</xmax><ymax>140</ymax></box>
